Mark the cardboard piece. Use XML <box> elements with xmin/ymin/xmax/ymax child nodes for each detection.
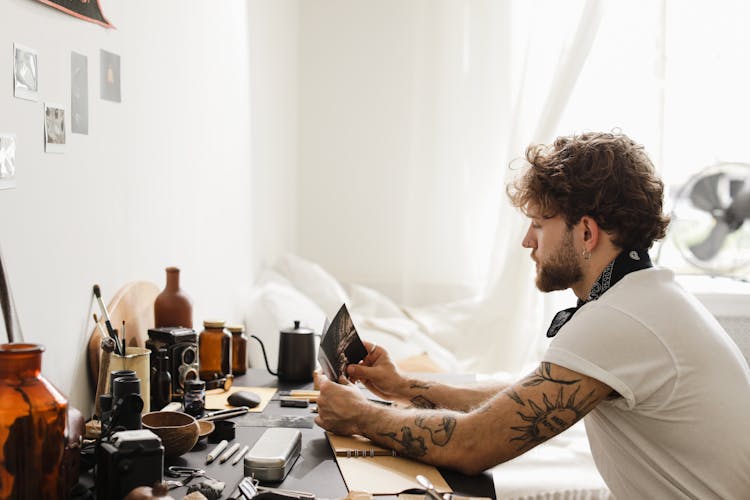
<box><xmin>205</xmin><ymin>386</ymin><xmax>276</xmax><ymax>412</ymax></box>
<box><xmin>327</xmin><ymin>433</ymin><xmax>452</xmax><ymax>495</ymax></box>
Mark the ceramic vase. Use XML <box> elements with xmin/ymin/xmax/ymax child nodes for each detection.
<box><xmin>154</xmin><ymin>266</ymin><xmax>193</xmax><ymax>328</ymax></box>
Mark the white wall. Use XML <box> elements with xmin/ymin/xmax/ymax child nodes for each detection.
<box><xmin>298</xmin><ymin>0</ymin><xmax>509</xmax><ymax>304</ymax></box>
<box><xmin>0</xmin><ymin>0</ymin><xmax>298</xmax><ymax>413</ymax></box>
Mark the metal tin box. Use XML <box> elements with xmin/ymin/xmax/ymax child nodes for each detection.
<box><xmin>244</xmin><ymin>428</ymin><xmax>302</xmax><ymax>482</ymax></box>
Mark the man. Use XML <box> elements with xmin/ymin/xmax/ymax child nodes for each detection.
<box><xmin>315</xmin><ymin>132</ymin><xmax>750</xmax><ymax>498</ymax></box>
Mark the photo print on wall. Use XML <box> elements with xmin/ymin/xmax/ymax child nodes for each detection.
<box><xmin>14</xmin><ymin>44</ymin><xmax>39</xmax><ymax>101</ymax></box>
<box><xmin>100</xmin><ymin>50</ymin><xmax>121</xmax><ymax>103</ymax></box>
<box><xmin>0</xmin><ymin>134</ymin><xmax>17</xmax><ymax>190</ymax></box>
<box><xmin>44</xmin><ymin>103</ymin><xmax>66</xmax><ymax>154</ymax></box>
<box><xmin>71</xmin><ymin>52</ymin><xmax>88</xmax><ymax>134</ymax></box>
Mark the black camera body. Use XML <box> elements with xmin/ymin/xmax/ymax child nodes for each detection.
<box><xmin>146</xmin><ymin>327</ymin><xmax>199</xmax><ymax>396</ymax></box>
<box><xmin>95</xmin><ymin>429</ymin><xmax>164</xmax><ymax>500</ymax></box>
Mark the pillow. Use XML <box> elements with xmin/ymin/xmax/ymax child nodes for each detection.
<box><xmin>243</xmin><ymin>281</ymin><xmax>326</xmax><ymax>372</ymax></box>
<box><xmin>272</xmin><ymin>254</ymin><xmax>350</xmax><ymax>318</ymax></box>
<box><xmin>348</xmin><ymin>284</ymin><xmax>407</xmax><ymax>319</ymax></box>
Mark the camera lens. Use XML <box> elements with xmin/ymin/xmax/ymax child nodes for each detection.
<box><xmin>182</xmin><ymin>346</ymin><xmax>197</xmax><ymax>365</ymax></box>
<box><xmin>112</xmin><ymin>376</ymin><xmax>141</xmax><ymax>399</ymax></box>
<box><xmin>177</xmin><ymin>366</ymin><xmax>199</xmax><ymax>389</ymax></box>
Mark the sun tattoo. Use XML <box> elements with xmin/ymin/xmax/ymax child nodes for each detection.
<box><xmin>510</xmin><ymin>386</ymin><xmax>596</xmax><ymax>451</ymax></box>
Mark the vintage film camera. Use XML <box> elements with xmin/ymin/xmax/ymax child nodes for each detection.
<box><xmin>146</xmin><ymin>327</ymin><xmax>199</xmax><ymax>396</ymax></box>
<box><xmin>96</xmin><ymin>429</ymin><xmax>164</xmax><ymax>500</ymax></box>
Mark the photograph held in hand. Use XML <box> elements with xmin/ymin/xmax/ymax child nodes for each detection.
<box><xmin>318</xmin><ymin>304</ymin><xmax>368</xmax><ymax>382</ymax></box>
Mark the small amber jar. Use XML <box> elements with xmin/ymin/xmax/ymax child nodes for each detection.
<box><xmin>199</xmin><ymin>320</ymin><xmax>232</xmax><ymax>380</ymax></box>
<box><xmin>227</xmin><ymin>324</ymin><xmax>248</xmax><ymax>375</ymax></box>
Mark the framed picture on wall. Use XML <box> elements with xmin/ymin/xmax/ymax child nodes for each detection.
<box><xmin>44</xmin><ymin>103</ymin><xmax>66</xmax><ymax>154</ymax></box>
<box><xmin>14</xmin><ymin>43</ymin><xmax>39</xmax><ymax>101</ymax></box>
<box><xmin>100</xmin><ymin>49</ymin><xmax>121</xmax><ymax>103</ymax></box>
<box><xmin>71</xmin><ymin>51</ymin><xmax>89</xmax><ymax>134</ymax></box>
<box><xmin>0</xmin><ymin>134</ymin><xmax>16</xmax><ymax>190</ymax></box>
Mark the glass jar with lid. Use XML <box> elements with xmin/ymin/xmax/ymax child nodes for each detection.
<box><xmin>226</xmin><ymin>324</ymin><xmax>248</xmax><ymax>375</ymax></box>
<box><xmin>198</xmin><ymin>320</ymin><xmax>232</xmax><ymax>380</ymax></box>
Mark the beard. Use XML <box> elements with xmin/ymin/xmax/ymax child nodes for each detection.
<box><xmin>534</xmin><ymin>229</ymin><xmax>583</xmax><ymax>292</ymax></box>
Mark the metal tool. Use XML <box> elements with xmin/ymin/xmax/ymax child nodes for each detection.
<box><xmin>417</xmin><ymin>474</ymin><xmax>448</xmax><ymax>500</ymax></box>
<box><xmin>164</xmin><ymin>466</ymin><xmax>206</xmax><ymax>490</ymax></box>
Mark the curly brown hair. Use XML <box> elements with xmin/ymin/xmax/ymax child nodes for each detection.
<box><xmin>507</xmin><ymin>132</ymin><xmax>670</xmax><ymax>249</ymax></box>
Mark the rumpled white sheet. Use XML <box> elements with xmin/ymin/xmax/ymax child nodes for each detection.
<box><xmin>243</xmin><ymin>255</ymin><xmax>610</xmax><ymax>500</ymax></box>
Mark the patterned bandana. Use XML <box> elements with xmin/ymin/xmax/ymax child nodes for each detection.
<box><xmin>545</xmin><ymin>249</ymin><xmax>653</xmax><ymax>338</ymax></box>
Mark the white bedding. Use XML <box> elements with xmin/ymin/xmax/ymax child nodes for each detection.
<box><xmin>242</xmin><ymin>254</ymin><xmax>609</xmax><ymax>500</ymax></box>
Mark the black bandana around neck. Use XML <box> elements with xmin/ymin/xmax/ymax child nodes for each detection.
<box><xmin>545</xmin><ymin>249</ymin><xmax>653</xmax><ymax>338</ymax></box>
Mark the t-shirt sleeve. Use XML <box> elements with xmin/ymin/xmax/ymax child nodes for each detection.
<box><xmin>542</xmin><ymin>301</ymin><xmax>677</xmax><ymax>410</ymax></box>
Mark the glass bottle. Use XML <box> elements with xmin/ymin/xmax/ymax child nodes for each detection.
<box><xmin>183</xmin><ymin>379</ymin><xmax>206</xmax><ymax>418</ymax></box>
<box><xmin>0</xmin><ymin>343</ymin><xmax>68</xmax><ymax>499</ymax></box>
<box><xmin>227</xmin><ymin>324</ymin><xmax>248</xmax><ymax>375</ymax></box>
<box><xmin>151</xmin><ymin>349</ymin><xmax>172</xmax><ymax>410</ymax></box>
<box><xmin>198</xmin><ymin>320</ymin><xmax>232</xmax><ymax>380</ymax></box>
<box><xmin>154</xmin><ymin>266</ymin><xmax>193</xmax><ymax>328</ymax></box>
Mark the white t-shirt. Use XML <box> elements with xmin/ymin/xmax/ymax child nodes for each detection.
<box><xmin>543</xmin><ymin>267</ymin><xmax>750</xmax><ymax>499</ymax></box>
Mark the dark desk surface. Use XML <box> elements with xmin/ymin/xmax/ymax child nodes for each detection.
<box><xmin>169</xmin><ymin>370</ymin><xmax>495</xmax><ymax>499</ymax></box>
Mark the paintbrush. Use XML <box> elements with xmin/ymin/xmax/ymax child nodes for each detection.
<box><xmin>93</xmin><ymin>284</ymin><xmax>121</xmax><ymax>354</ymax></box>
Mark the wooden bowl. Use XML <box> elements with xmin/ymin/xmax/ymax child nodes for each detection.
<box><xmin>142</xmin><ymin>411</ymin><xmax>200</xmax><ymax>457</ymax></box>
<box><xmin>198</xmin><ymin>419</ymin><xmax>215</xmax><ymax>439</ymax></box>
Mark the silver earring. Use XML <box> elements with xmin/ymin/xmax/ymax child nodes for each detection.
<box><xmin>582</xmin><ymin>249</ymin><xmax>591</xmax><ymax>261</ymax></box>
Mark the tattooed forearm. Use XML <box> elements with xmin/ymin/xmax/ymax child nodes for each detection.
<box><xmin>409</xmin><ymin>381</ymin><xmax>432</xmax><ymax>389</ymax></box>
<box><xmin>378</xmin><ymin>427</ymin><xmax>428</xmax><ymax>457</ymax></box>
<box><xmin>509</xmin><ymin>385</ymin><xmax>595</xmax><ymax>451</ymax></box>
<box><xmin>409</xmin><ymin>395</ymin><xmax>437</xmax><ymax>409</ymax></box>
<box><xmin>506</xmin><ymin>389</ymin><xmax>525</xmax><ymax>406</ymax></box>
<box><xmin>415</xmin><ymin>415</ymin><xmax>456</xmax><ymax>446</ymax></box>
<box><xmin>522</xmin><ymin>362</ymin><xmax>581</xmax><ymax>386</ymax></box>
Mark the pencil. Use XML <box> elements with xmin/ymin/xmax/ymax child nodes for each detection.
<box><xmin>335</xmin><ymin>449</ymin><xmax>398</xmax><ymax>457</ymax></box>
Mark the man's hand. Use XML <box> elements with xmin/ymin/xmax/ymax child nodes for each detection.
<box><xmin>315</xmin><ymin>374</ymin><xmax>370</xmax><ymax>436</ymax></box>
<box><xmin>346</xmin><ymin>341</ymin><xmax>408</xmax><ymax>401</ymax></box>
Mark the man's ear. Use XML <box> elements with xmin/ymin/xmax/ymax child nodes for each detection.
<box><xmin>579</xmin><ymin>216</ymin><xmax>600</xmax><ymax>251</ymax></box>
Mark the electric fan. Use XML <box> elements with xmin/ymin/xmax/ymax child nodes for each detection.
<box><xmin>670</xmin><ymin>162</ymin><xmax>750</xmax><ymax>275</ymax></box>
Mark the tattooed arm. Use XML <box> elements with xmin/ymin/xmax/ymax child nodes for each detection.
<box><xmin>346</xmin><ymin>342</ymin><xmax>507</xmax><ymax>411</ymax></box>
<box><xmin>316</xmin><ymin>362</ymin><xmax>612</xmax><ymax>475</ymax></box>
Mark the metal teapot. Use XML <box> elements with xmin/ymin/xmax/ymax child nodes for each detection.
<box><xmin>251</xmin><ymin>321</ymin><xmax>316</xmax><ymax>382</ymax></box>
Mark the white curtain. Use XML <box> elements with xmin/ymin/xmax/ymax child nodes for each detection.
<box><xmin>299</xmin><ymin>0</ymin><xmax>750</xmax><ymax>371</ymax></box>
<box><xmin>407</xmin><ymin>0</ymin><xmax>607</xmax><ymax>373</ymax></box>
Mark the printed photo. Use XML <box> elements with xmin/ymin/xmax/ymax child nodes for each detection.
<box><xmin>0</xmin><ymin>134</ymin><xmax>17</xmax><ymax>190</ymax></box>
<box><xmin>14</xmin><ymin>44</ymin><xmax>39</xmax><ymax>101</ymax></box>
<box><xmin>318</xmin><ymin>304</ymin><xmax>369</xmax><ymax>382</ymax></box>
<box><xmin>100</xmin><ymin>49</ymin><xmax>121</xmax><ymax>103</ymax></box>
<box><xmin>44</xmin><ymin>103</ymin><xmax>66</xmax><ymax>154</ymax></box>
<box><xmin>71</xmin><ymin>52</ymin><xmax>89</xmax><ymax>134</ymax></box>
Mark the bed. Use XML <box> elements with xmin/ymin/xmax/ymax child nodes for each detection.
<box><xmin>242</xmin><ymin>254</ymin><xmax>612</xmax><ymax>500</ymax></box>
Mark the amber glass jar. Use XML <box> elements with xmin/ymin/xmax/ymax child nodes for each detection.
<box><xmin>154</xmin><ymin>266</ymin><xmax>193</xmax><ymax>328</ymax></box>
<box><xmin>199</xmin><ymin>320</ymin><xmax>232</xmax><ymax>380</ymax></box>
<box><xmin>0</xmin><ymin>343</ymin><xmax>68</xmax><ymax>499</ymax></box>
<box><xmin>227</xmin><ymin>324</ymin><xmax>248</xmax><ymax>375</ymax></box>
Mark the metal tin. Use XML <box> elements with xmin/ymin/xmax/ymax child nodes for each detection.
<box><xmin>244</xmin><ymin>428</ymin><xmax>302</xmax><ymax>482</ymax></box>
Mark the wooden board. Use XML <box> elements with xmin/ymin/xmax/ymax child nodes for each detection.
<box><xmin>87</xmin><ymin>281</ymin><xmax>160</xmax><ymax>393</ymax></box>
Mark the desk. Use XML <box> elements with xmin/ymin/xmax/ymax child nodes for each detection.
<box><xmin>167</xmin><ymin>369</ymin><xmax>495</xmax><ymax>499</ymax></box>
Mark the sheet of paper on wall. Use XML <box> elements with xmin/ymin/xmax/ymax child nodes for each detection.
<box><xmin>0</xmin><ymin>134</ymin><xmax>16</xmax><ymax>190</ymax></box>
<box><xmin>318</xmin><ymin>304</ymin><xmax>368</xmax><ymax>382</ymax></box>
<box><xmin>327</xmin><ymin>433</ymin><xmax>452</xmax><ymax>495</ymax></box>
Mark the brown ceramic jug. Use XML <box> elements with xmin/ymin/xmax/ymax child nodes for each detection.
<box><xmin>154</xmin><ymin>267</ymin><xmax>193</xmax><ymax>328</ymax></box>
